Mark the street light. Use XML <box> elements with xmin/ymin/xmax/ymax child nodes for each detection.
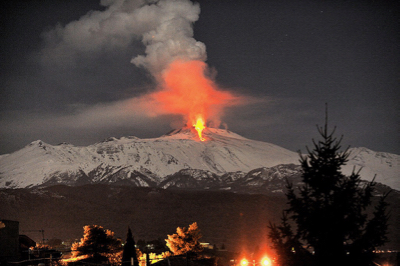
<box><xmin>242</xmin><ymin>257</ymin><xmax>272</xmax><ymax>266</ymax></box>
<box><xmin>239</xmin><ymin>257</ymin><xmax>271</xmax><ymax>266</ymax></box>
<box><xmin>241</xmin><ymin>259</ymin><xmax>249</xmax><ymax>266</ymax></box>
<box><xmin>260</xmin><ymin>257</ymin><xmax>271</xmax><ymax>266</ymax></box>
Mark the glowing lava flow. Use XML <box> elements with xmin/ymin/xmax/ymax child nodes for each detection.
<box><xmin>143</xmin><ymin>60</ymin><xmax>243</xmax><ymax>142</ymax></box>
<box><xmin>194</xmin><ymin>117</ymin><xmax>206</xmax><ymax>141</ymax></box>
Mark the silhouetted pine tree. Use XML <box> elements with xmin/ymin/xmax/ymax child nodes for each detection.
<box><xmin>268</xmin><ymin>111</ymin><xmax>390</xmax><ymax>266</ymax></box>
<box><xmin>268</xmin><ymin>212</ymin><xmax>310</xmax><ymax>266</ymax></box>
<box><xmin>122</xmin><ymin>227</ymin><xmax>139</xmax><ymax>266</ymax></box>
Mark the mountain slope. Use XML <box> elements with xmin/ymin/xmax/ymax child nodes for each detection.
<box><xmin>344</xmin><ymin>147</ymin><xmax>400</xmax><ymax>191</ymax></box>
<box><xmin>0</xmin><ymin>128</ymin><xmax>399</xmax><ymax>191</ymax></box>
<box><xmin>0</xmin><ymin>128</ymin><xmax>299</xmax><ymax>188</ymax></box>
<box><xmin>1</xmin><ymin>184</ymin><xmax>399</xmax><ymax>251</ymax></box>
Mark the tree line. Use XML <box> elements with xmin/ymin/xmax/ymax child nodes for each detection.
<box><xmin>64</xmin><ymin>222</ymin><xmax>203</xmax><ymax>266</ymax></box>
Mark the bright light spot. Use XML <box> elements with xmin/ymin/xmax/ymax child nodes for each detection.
<box><xmin>62</xmin><ymin>255</ymin><xmax>89</xmax><ymax>263</ymax></box>
<box><xmin>261</xmin><ymin>257</ymin><xmax>271</xmax><ymax>265</ymax></box>
<box><xmin>193</xmin><ymin>117</ymin><xmax>206</xmax><ymax>141</ymax></box>
<box><xmin>241</xmin><ymin>259</ymin><xmax>248</xmax><ymax>266</ymax></box>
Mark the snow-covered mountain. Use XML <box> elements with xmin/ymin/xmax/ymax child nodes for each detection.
<box><xmin>343</xmin><ymin>147</ymin><xmax>400</xmax><ymax>191</ymax></box>
<box><xmin>158</xmin><ymin>164</ymin><xmax>303</xmax><ymax>194</ymax></box>
<box><xmin>0</xmin><ymin>127</ymin><xmax>399</xmax><ymax>191</ymax></box>
<box><xmin>0</xmin><ymin>127</ymin><xmax>299</xmax><ymax>188</ymax></box>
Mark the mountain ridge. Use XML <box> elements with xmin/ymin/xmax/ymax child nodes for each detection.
<box><xmin>0</xmin><ymin>127</ymin><xmax>399</xmax><ymax>190</ymax></box>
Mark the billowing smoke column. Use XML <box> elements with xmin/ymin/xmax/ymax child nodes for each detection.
<box><xmin>131</xmin><ymin>0</ymin><xmax>206</xmax><ymax>73</ymax></box>
<box><xmin>131</xmin><ymin>0</ymin><xmax>240</xmax><ymax>140</ymax></box>
<box><xmin>40</xmin><ymin>0</ymin><xmax>242</xmax><ymax>141</ymax></box>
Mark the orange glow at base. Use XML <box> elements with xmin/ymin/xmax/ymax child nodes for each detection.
<box><xmin>194</xmin><ymin>117</ymin><xmax>206</xmax><ymax>141</ymax></box>
<box><xmin>240</xmin><ymin>259</ymin><xmax>248</xmax><ymax>266</ymax></box>
<box><xmin>147</xmin><ymin>59</ymin><xmax>240</xmax><ymax>139</ymax></box>
<box><xmin>62</xmin><ymin>255</ymin><xmax>89</xmax><ymax>263</ymax></box>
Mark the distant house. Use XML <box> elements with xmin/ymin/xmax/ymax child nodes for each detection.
<box><xmin>152</xmin><ymin>256</ymin><xmax>216</xmax><ymax>266</ymax></box>
<box><xmin>200</xmin><ymin>243</ymin><xmax>213</xmax><ymax>250</ymax></box>
<box><xmin>0</xmin><ymin>220</ymin><xmax>20</xmax><ymax>262</ymax></box>
<box><xmin>19</xmin><ymin>235</ymin><xmax>37</xmax><ymax>250</ymax></box>
<box><xmin>0</xmin><ymin>220</ymin><xmax>36</xmax><ymax>263</ymax></box>
<box><xmin>19</xmin><ymin>235</ymin><xmax>37</xmax><ymax>259</ymax></box>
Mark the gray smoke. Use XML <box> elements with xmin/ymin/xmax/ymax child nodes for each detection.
<box><xmin>39</xmin><ymin>0</ymin><xmax>206</xmax><ymax>76</ymax></box>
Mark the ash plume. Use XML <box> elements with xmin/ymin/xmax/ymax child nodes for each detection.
<box><xmin>37</xmin><ymin>0</ymin><xmax>242</xmax><ymax>133</ymax></box>
<box><xmin>40</xmin><ymin>0</ymin><xmax>204</xmax><ymax>69</ymax></box>
<box><xmin>131</xmin><ymin>0</ymin><xmax>207</xmax><ymax>75</ymax></box>
<box><xmin>128</xmin><ymin>0</ymin><xmax>241</xmax><ymax>128</ymax></box>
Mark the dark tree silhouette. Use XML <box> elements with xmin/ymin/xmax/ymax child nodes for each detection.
<box><xmin>122</xmin><ymin>227</ymin><xmax>139</xmax><ymax>266</ymax></box>
<box><xmin>268</xmin><ymin>212</ymin><xmax>310</xmax><ymax>266</ymax></box>
<box><xmin>268</xmin><ymin>112</ymin><xmax>390</xmax><ymax>266</ymax></box>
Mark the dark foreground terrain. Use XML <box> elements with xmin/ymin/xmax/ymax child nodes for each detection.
<box><xmin>1</xmin><ymin>184</ymin><xmax>399</xmax><ymax>253</ymax></box>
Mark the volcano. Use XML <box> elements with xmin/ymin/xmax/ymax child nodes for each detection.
<box><xmin>0</xmin><ymin>127</ymin><xmax>399</xmax><ymax>191</ymax></box>
<box><xmin>1</xmin><ymin>128</ymin><xmax>400</xmax><ymax>251</ymax></box>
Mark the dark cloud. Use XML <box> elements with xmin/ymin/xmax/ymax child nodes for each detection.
<box><xmin>1</xmin><ymin>0</ymin><xmax>399</xmax><ymax>155</ymax></box>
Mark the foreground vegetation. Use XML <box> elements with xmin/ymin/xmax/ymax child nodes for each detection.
<box><xmin>268</xmin><ymin>118</ymin><xmax>390</xmax><ymax>266</ymax></box>
<box><xmin>61</xmin><ymin>222</ymin><xmax>205</xmax><ymax>266</ymax></box>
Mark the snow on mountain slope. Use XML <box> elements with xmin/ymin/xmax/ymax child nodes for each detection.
<box><xmin>343</xmin><ymin>147</ymin><xmax>400</xmax><ymax>191</ymax></box>
<box><xmin>1</xmin><ymin>128</ymin><xmax>398</xmax><ymax>190</ymax></box>
<box><xmin>0</xmin><ymin>140</ymin><xmax>101</xmax><ymax>188</ymax></box>
<box><xmin>0</xmin><ymin>127</ymin><xmax>300</xmax><ymax>188</ymax></box>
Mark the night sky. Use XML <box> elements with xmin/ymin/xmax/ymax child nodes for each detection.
<box><xmin>1</xmin><ymin>0</ymin><xmax>399</xmax><ymax>155</ymax></box>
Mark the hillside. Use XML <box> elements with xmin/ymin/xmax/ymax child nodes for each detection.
<box><xmin>0</xmin><ymin>128</ymin><xmax>299</xmax><ymax>188</ymax></box>
<box><xmin>1</xmin><ymin>184</ymin><xmax>398</xmax><ymax>252</ymax></box>
<box><xmin>0</xmin><ymin>127</ymin><xmax>398</xmax><ymax>191</ymax></box>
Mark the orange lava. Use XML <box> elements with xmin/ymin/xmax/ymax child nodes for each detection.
<box><xmin>194</xmin><ymin>117</ymin><xmax>206</xmax><ymax>141</ymax></box>
<box><xmin>149</xmin><ymin>59</ymin><xmax>238</xmax><ymax>141</ymax></box>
